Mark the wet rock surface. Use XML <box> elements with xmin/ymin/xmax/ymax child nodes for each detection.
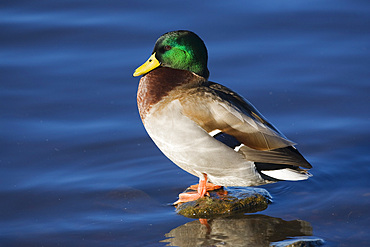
<box><xmin>270</xmin><ymin>237</ymin><xmax>325</xmax><ymax>247</ymax></box>
<box><xmin>175</xmin><ymin>187</ymin><xmax>272</xmax><ymax>218</ymax></box>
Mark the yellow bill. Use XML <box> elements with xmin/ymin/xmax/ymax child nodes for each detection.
<box><xmin>133</xmin><ymin>53</ymin><xmax>161</xmax><ymax>77</ymax></box>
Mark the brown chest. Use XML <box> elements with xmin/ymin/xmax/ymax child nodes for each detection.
<box><xmin>136</xmin><ymin>67</ymin><xmax>204</xmax><ymax>120</ymax></box>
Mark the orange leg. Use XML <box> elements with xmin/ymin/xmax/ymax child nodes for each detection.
<box><xmin>199</xmin><ymin>218</ymin><xmax>211</xmax><ymax>233</ymax></box>
<box><xmin>174</xmin><ymin>174</ymin><xmax>209</xmax><ymax>205</ymax></box>
<box><xmin>189</xmin><ymin>183</ymin><xmax>222</xmax><ymax>191</ymax></box>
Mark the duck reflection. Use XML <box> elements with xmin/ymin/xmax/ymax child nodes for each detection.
<box><xmin>162</xmin><ymin>214</ymin><xmax>315</xmax><ymax>247</ymax></box>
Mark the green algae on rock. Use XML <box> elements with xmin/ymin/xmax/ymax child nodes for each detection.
<box><xmin>175</xmin><ymin>187</ymin><xmax>272</xmax><ymax>218</ymax></box>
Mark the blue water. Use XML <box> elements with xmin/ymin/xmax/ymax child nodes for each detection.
<box><xmin>1</xmin><ymin>1</ymin><xmax>369</xmax><ymax>246</ymax></box>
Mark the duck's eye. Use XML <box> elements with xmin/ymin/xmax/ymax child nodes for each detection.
<box><xmin>164</xmin><ymin>45</ymin><xmax>172</xmax><ymax>51</ymax></box>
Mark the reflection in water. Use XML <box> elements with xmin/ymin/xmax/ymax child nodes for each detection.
<box><xmin>162</xmin><ymin>214</ymin><xmax>321</xmax><ymax>247</ymax></box>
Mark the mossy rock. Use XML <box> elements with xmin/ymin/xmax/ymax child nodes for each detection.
<box><xmin>175</xmin><ymin>187</ymin><xmax>272</xmax><ymax>218</ymax></box>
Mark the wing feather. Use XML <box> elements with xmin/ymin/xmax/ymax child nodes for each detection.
<box><xmin>180</xmin><ymin>82</ymin><xmax>295</xmax><ymax>151</ymax></box>
<box><xmin>179</xmin><ymin>81</ymin><xmax>312</xmax><ymax>169</ymax></box>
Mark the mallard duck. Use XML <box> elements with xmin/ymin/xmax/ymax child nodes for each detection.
<box><xmin>133</xmin><ymin>30</ymin><xmax>312</xmax><ymax>204</ymax></box>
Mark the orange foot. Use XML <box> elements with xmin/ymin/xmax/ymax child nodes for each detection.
<box><xmin>174</xmin><ymin>174</ymin><xmax>213</xmax><ymax>205</ymax></box>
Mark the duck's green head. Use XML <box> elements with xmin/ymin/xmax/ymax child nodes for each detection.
<box><xmin>133</xmin><ymin>30</ymin><xmax>209</xmax><ymax>79</ymax></box>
